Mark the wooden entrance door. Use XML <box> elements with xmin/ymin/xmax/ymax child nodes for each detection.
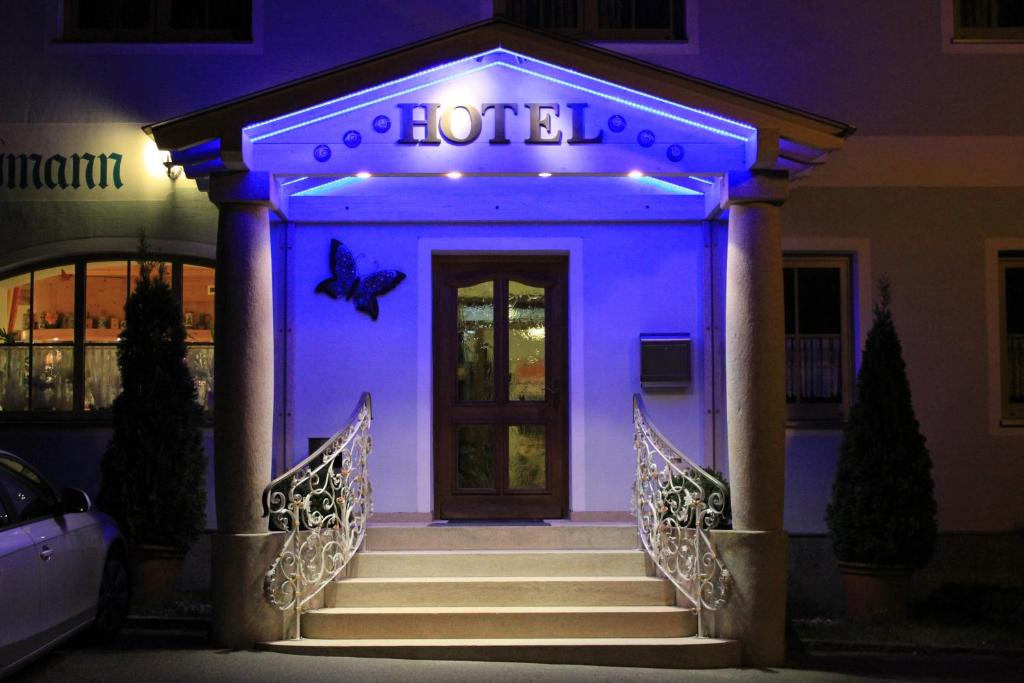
<box><xmin>433</xmin><ymin>256</ymin><xmax>568</xmax><ymax>519</ymax></box>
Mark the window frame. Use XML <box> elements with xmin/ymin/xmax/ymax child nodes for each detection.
<box><xmin>783</xmin><ymin>255</ymin><xmax>854</xmax><ymax>426</ymax></box>
<box><xmin>0</xmin><ymin>253</ymin><xmax>214</xmax><ymax>423</ymax></box>
<box><xmin>494</xmin><ymin>0</ymin><xmax>689</xmax><ymax>43</ymax></box>
<box><xmin>999</xmin><ymin>254</ymin><xmax>1024</xmax><ymax>424</ymax></box>
<box><xmin>61</xmin><ymin>0</ymin><xmax>253</xmax><ymax>44</ymax></box>
<box><xmin>953</xmin><ymin>0</ymin><xmax>1024</xmax><ymax>42</ymax></box>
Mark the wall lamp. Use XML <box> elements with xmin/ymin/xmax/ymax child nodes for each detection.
<box><xmin>163</xmin><ymin>153</ymin><xmax>183</xmax><ymax>181</ymax></box>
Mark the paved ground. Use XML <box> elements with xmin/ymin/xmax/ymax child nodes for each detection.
<box><xmin>14</xmin><ymin>634</ymin><xmax>1022</xmax><ymax>682</ymax></box>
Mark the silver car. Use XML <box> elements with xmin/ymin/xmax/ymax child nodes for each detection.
<box><xmin>0</xmin><ymin>450</ymin><xmax>128</xmax><ymax>674</ymax></box>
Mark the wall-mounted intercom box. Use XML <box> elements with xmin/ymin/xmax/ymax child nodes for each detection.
<box><xmin>640</xmin><ymin>334</ymin><xmax>692</xmax><ymax>393</ymax></box>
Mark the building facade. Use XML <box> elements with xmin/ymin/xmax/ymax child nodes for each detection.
<box><xmin>1</xmin><ymin>0</ymin><xmax>1022</xmax><ymax>660</ymax></box>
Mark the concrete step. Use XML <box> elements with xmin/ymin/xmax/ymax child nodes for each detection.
<box><xmin>325</xmin><ymin>576</ymin><xmax>675</xmax><ymax>607</ymax></box>
<box><xmin>300</xmin><ymin>605</ymin><xmax>695</xmax><ymax>640</ymax></box>
<box><xmin>365</xmin><ymin>524</ymin><xmax>637</xmax><ymax>551</ymax></box>
<box><xmin>350</xmin><ymin>549</ymin><xmax>650</xmax><ymax>578</ymax></box>
<box><xmin>259</xmin><ymin>636</ymin><xmax>742</xmax><ymax>669</ymax></box>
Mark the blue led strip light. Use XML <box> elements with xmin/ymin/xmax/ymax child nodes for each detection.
<box><xmin>498</xmin><ymin>49</ymin><xmax>755</xmax><ymax>133</ymax></box>
<box><xmin>495</xmin><ymin>63</ymin><xmax>747</xmax><ymax>141</ymax></box>
<box><xmin>291</xmin><ymin>176</ymin><xmax>364</xmax><ymax>197</ymax></box>
<box><xmin>279</xmin><ymin>176</ymin><xmax>310</xmax><ymax>187</ymax></box>
<box><xmin>244</xmin><ymin>48</ymin><xmax>505</xmax><ymax>133</ymax></box>
<box><xmin>635</xmin><ymin>176</ymin><xmax>703</xmax><ymax>196</ymax></box>
<box><xmin>250</xmin><ymin>62</ymin><xmax>501</xmax><ymax>142</ymax></box>
<box><xmin>687</xmin><ymin>175</ymin><xmax>716</xmax><ymax>186</ymax></box>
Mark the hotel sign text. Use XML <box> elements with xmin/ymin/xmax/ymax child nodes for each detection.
<box><xmin>397</xmin><ymin>102</ymin><xmax>603</xmax><ymax>146</ymax></box>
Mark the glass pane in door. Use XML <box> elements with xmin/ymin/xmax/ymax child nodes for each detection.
<box><xmin>457</xmin><ymin>425</ymin><xmax>495</xmax><ymax>489</ymax></box>
<box><xmin>457</xmin><ymin>282</ymin><xmax>494</xmax><ymax>401</ymax></box>
<box><xmin>509</xmin><ymin>281</ymin><xmax>545</xmax><ymax>401</ymax></box>
<box><xmin>509</xmin><ymin>424</ymin><xmax>546</xmax><ymax>489</ymax></box>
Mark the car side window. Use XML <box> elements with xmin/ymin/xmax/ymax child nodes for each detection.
<box><xmin>0</xmin><ymin>489</ymin><xmax>12</xmax><ymax>528</ymax></box>
<box><xmin>0</xmin><ymin>462</ymin><xmax>58</xmax><ymax>524</ymax></box>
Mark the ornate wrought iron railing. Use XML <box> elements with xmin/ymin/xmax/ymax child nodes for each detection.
<box><xmin>262</xmin><ymin>392</ymin><xmax>373</xmax><ymax>640</ymax></box>
<box><xmin>632</xmin><ymin>394</ymin><xmax>730</xmax><ymax>637</ymax></box>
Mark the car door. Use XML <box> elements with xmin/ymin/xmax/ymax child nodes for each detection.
<box><xmin>0</xmin><ymin>462</ymin><xmax>72</xmax><ymax>641</ymax></box>
<box><xmin>0</xmin><ymin>488</ymin><xmax>42</xmax><ymax>669</ymax></box>
<box><xmin>58</xmin><ymin>511</ymin><xmax>105</xmax><ymax>624</ymax></box>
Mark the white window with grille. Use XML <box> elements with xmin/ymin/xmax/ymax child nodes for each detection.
<box><xmin>784</xmin><ymin>256</ymin><xmax>853</xmax><ymax>424</ymax></box>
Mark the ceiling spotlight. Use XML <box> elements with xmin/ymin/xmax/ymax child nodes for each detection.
<box><xmin>446</xmin><ymin>171</ymin><xmax>463</xmax><ymax>179</ymax></box>
<box><xmin>627</xmin><ymin>170</ymin><xmax>644</xmax><ymax>178</ymax></box>
<box><xmin>538</xmin><ymin>172</ymin><xmax>552</xmax><ymax>178</ymax></box>
<box><xmin>355</xmin><ymin>171</ymin><xmax>371</xmax><ymax>179</ymax></box>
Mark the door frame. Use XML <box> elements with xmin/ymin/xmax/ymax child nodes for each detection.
<box><xmin>432</xmin><ymin>254</ymin><xmax>570</xmax><ymax>519</ymax></box>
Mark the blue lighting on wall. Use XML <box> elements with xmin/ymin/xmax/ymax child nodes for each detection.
<box><xmin>687</xmin><ymin>175</ymin><xmax>716</xmax><ymax>186</ymax></box>
<box><xmin>280</xmin><ymin>176</ymin><xmax>309</xmax><ymax>187</ymax></box>
<box><xmin>291</xmin><ymin>176</ymin><xmax>364</xmax><ymax>197</ymax></box>
<box><xmin>244</xmin><ymin>48</ymin><xmax>505</xmax><ymax>133</ymax></box>
<box><xmin>497</xmin><ymin>48</ymin><xmax>755</xmax><ymax>134</ymax></box>
<box><xmin>246</xmin><ymin>48</ymin><xmax>755</xmax><ymax>144</ymax></box>
<box><xmin>634</xmin><ymin>176</ymin><xmax>702</xmax><ymax>195</ymax></box>
<box><xmin>497</xmin><ymin>63</ymin><xmax>749</xmax><ymax>141</ymax></box>
<box><xmin>249</xmin><ymin>63</ymin><xmax>501</xmax><ymax>142</ymax></box>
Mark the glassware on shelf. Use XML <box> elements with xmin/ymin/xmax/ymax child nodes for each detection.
<box><xmin>32</xmin><ymin>346</ymin><xmax>74</xmax><ymax>411</ymax></box>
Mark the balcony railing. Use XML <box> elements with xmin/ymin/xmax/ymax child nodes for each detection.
<box><xmin>786</xmin><ymin>334</ymin><xmax>842</xmax><ymax>402</ymax></box>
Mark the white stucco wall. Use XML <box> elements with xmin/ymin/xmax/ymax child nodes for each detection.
<box><xmin>281</xmin><ymin>222</ymin><xmax>710</xmax><ymax>515</ymax></box>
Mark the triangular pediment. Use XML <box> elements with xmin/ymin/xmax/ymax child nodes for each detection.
<box><xmin>145</xmin><ymin>19</ymin><xmax>852</xmax><ymax>220</ymax></box>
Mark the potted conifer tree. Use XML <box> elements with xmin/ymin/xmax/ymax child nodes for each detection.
<box><xmin>826</xmin><ymin>278</ymin><xmax>937</xmax><ymax>619</ymax></box>
<box><xmin>99</xmin><ymin>250</ymin><xmax>207</xmax><ymax>606</ymax></box>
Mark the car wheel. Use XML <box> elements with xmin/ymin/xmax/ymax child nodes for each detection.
<box><xmin>90</xmin><ymin>549</ymin><xmax>130</xmax><ymax>642</ymax></box>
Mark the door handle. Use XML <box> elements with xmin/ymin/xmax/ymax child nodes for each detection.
<box><xmin>39</xmin><ymin>545</ymin><xmax>54</xmax><ymax>561</ymax></box>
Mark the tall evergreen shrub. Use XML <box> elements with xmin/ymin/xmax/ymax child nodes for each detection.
<box><xmin>826</xmin><ymin>278</ymin><xmax>936</xmax><ymax>568</ymax></box>
<box><xmin>99</xmin><ymin>253</ymin><xmax>206</xmax><ymax>550</ymax></box>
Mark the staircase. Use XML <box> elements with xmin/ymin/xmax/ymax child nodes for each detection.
<box><xmin>260</xmin><ymin>523</ymin><xmax>740</xmax><ymax>669</ymax></box>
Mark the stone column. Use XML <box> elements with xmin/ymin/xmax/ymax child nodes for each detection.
<box><xmin>716</xmin><ymin>170</ymin><xmax>789</xmax><ymax>666</ymax></box>
<box><xmin>208</xmin><ymin>172</ymin><xmax>287</xmax><ymax>648</ymax></box>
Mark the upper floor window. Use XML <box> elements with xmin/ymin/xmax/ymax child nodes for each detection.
<box><xmin>1000</xmin><ymin>254</ymin><xmax>1024</xmax><ymax>423</ymax></box>
<box><xmin>0</xmin><ymin>256</ymin><xmax>214</xmax><ymax>417</ymax></box>
<box><xmin>62</xmin><ymin>0</ymin><xmax>252</xmax><ymax>43</ymax></box>
<box><xmin>955</xmin><ymin>0</ymin><xmax>1024</xmax><ymax>41</ymax></box>
<box><xmin>784</xmin><ymin>256</ymin><xmax>854</xmax><ymax>424</ymax></box>
<box><xmin>496</xmin><ymin>0</ymin><xmax>687</xmax><ymax>41</ymax></box>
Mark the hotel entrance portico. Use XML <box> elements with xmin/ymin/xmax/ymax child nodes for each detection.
<box><xmin>146</xmin><ymin>19</ymin><xmax>851</xmax><ymax>666</ymax></box>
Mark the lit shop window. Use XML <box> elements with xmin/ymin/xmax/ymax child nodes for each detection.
<box><xmin>496</xmin><ymin>0</ymin><xmax>688</xmax><ymax>41</ymax></box>
<box><xmin>783</xmin><ymin>257</ymin><xmax>854</xmax><ymax>424</ymax></box>
<box><xmin>0</xmin><ymin>257</ymin><xmax>214</xmax><ymax>416</ymax></box>
<box><xmin>955</xmin><ymin>0</ymin><xmax>1024</xmax><ymax>41</ymax></box>
<box><xmin>29</xmin><ymin>266</ymin><xmax>76</xmax><ymax>412</ymax></box>
<box><xmin>83</xmin><ymin>261</ymin><xmax>171</xmax><ymax>411</ymax></box>
<box><xmin>182</xmin><ymin>264</ymin><xmax>215</xmax><ymax>413</ymax></box>
<box><xmin>1000</xmin><ymin>255</ymin><xmax>1024</xmax><ymax>423</ymax></box>
<box><xmin>62</xmin><ymin>0</ymin><xmax>252</xmax><ymax>43</ymax></box>
<box><xmin>0</xmin><ymin>272</ymin><xmax>31</xmax><ymax>411</ymax></box>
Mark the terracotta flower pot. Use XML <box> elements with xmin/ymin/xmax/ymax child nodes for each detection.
<box><xmin>837</xmin><ymin>560</ymin><xmax>912</xmax><ymax>620</ymax></box>
<box><xmin>128</xmin><ymin>545</ymin><xmax>186</xmax><ymax>608</ymax></box>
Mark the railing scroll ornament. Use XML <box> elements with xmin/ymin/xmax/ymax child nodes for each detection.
<box><xmin>261</xmin><ymin>392</ymin><xmax>372</xmax><ymax>640</ymax></box>
<box><xmin>632</xmin><ymin>394</ymin><xmax>731</xmax><ymax>638</ymax></box>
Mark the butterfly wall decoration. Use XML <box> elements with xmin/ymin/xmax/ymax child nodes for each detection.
<box><xmin>315</xmin><ymin>238</ymin><xmax>406</xmax><ymax>320</ymax></box>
